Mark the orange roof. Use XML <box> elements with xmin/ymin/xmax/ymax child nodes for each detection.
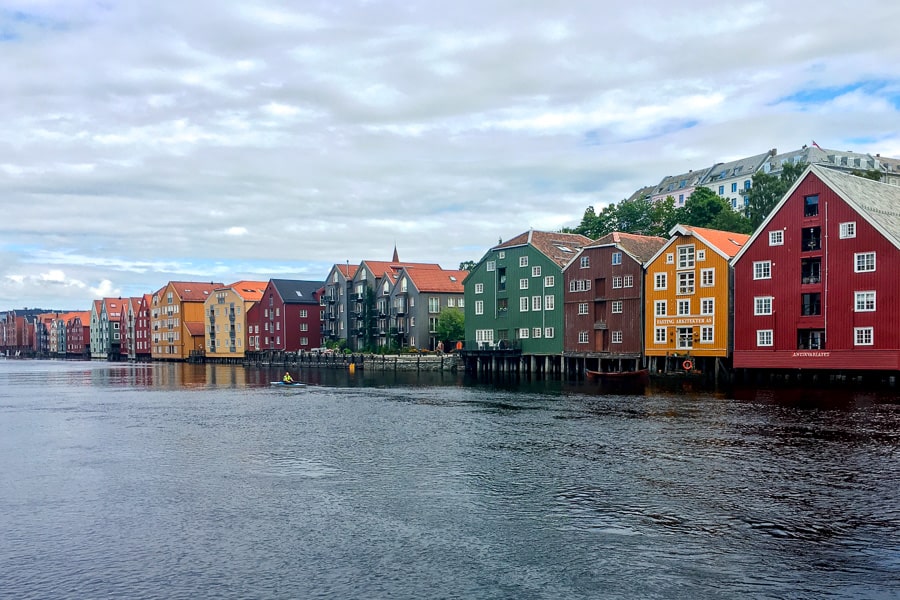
<box><xmin>224</xmin><ymin>280</ymin><xmax>268</xmax><ymax>302</ymax></box>
<box><xmin>361</xmin><ymin>260</ymin><xmax>442</xmax><ymax>281</ymax></box>
<box><xmin>185</xmin><ymin>321</ymin><xmax>206</xmax><ymax>336</ymax></box>
<box><xmin>404</xmin><ymin>269</ymin><xmax>468</xmax><ymax>293</ymax></box>
<box><xmin>679</xmin><ymin>225</ymin><xmax>750</xmax><ymax>258</ymax></box>
<box><xmin>336</xmin><ymin>264</ymin><xmax>358</xmax><ymax>278</ymax></box>
<box><xmin>66</xmin><ymin>311</ymin><xmax>91</xmax><ymax>324</ymax></box>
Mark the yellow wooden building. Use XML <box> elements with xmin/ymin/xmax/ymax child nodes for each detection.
<box><xmin>151</xmin><ymin>281</ymin><xmax>223</xmax><ymax>361</ymax></box>
<box><xmin>643</xmin><ymin>225</ymin><xmax>749</xmax><ymax>372</ymax></box>
<box><xmin>204</xmin><ymin>281</ymin><xmax>267</xmax><ymax>360</ymax></box>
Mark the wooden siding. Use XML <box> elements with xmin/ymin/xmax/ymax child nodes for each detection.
<box><xmin>563</xmin><ymin>245</ymin><xmax>644</xmax><ymax>356</ymax></box>
<box><xmin>734</xmin><ymin>171</ymin><xmax>900</xmax><ymax>370</ymax></box>
<box><xmin>644</xmin><ymin>234</ymin><xmax>733</xmax><ymax>358</ymax></box>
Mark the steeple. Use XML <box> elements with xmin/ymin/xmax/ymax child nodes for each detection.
<box><xmin>392</xmin><ymin>244</ymin><xmax>399</xmax><ymax>263</ymax></box>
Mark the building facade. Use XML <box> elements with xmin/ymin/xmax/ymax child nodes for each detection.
<box><xmin>205</xmin><ymin>281</ymin><xmax>266</xmax><ymax>360</ymax></box>
<box><xmin>732</xmin><ymin>165</ymin><xmax>900</xmax><ymax>371</ymax></box>
<box><xmin>151</xmin><ymin>281</ymin><xmax>222</xmax><ymax>360</ymax></box>
<box><xmin>246</xmin><ymin>279</ymin><xmax>323</xmax><ymax>353</ymax></box>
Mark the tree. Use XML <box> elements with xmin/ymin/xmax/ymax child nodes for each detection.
<box><xmin>436</xmin><ymin>308</ymin><xmax>464</xmax><ymax>346</ymax></box>
<box><xmin>851</xmin><ymin>168</ymin><xmax>883</xmax><ymax>181</ymax></box>
<box><xmin>565</xmin><ymin>204</ymin><xmax>617</xmax><ymax>239</ymax></box>
<box><xmin>458</xmin><ymin>260</ymin><xmax>476</xmax><ymax>271</ymax></box>
<box><xmin>746</xmin><ymin>161</ymin><xmax>806</xmax><ymax>228</ymax></box>
<box><xmin>648</xmin><ymin>195</ymin><xmax>679</xmax><ymax>237</ymax></box>
<box><xmin>682</xmin><ymin>187</ymin><xmax>727</xmax><ymax>227</ymax></box>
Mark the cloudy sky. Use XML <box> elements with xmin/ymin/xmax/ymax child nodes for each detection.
<box><xmin>2</xmin><ymin>0</ymin><xmax>899</xmax><ymax>310</ymax></box>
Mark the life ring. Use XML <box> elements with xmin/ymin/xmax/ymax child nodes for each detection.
<box><xmin>682</xmin><ymin>359</ymin><xmax>693</xmax><ymax>371</ymax></box>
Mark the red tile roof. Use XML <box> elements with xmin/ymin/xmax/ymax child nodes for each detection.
<box><xmin>170</xmin><ymin>281</ymin><xmax>224</xmax><ymax>302</ymax></box>
<box><xmin>591</xmin><ymin>231</ymin><xmax>668</xmax><ymax>263</ymax></box>
<box><xmin>678</xmin><ymin>225</ymin><xmax>750</xmax><ymax>258</ymax></box>
<box><xmin>224</xmin><ymin>280</ymin><xmax>267</xmax><ymax>302</ymax></box>
<box><xmin>185</xmin><ymin>321</ymin><xmax>206</xmax><ymax>336</ymax></box>
<box><xmin>497</xmin><ymin>230</ymin><xmax>592</xmax><ymax>267</ymax></box>
<box><xmin>405</xmin><ymin>269</ymin><xmax>468</xmax><ymax>293</ymax></box>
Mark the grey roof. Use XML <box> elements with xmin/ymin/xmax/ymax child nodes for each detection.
<box><xmin>814</xmin><ymin>165</ymin><xmax>900</xmax><ymax>247</ymax></box>
<box><xmin>702</xmin><ymin>151</ymin><xmax>771</xmax><ymax>184</ymax></box>
<box><xmin>651</xmin><ymin>167</ymin><xmax>712</xmax><ymax>196</ymax></box>
<box><xmin>270</xmin><ymin>279</ymin><xmax>325</xmax><ymax>304</ymax></box>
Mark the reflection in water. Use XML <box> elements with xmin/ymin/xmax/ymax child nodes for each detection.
<box><xmin>0</xmin><ymin>359</ymin><xmax>898</xmax><ymax>599</ymax></box>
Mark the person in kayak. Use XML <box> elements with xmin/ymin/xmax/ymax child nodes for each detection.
<box><xmin>282</xmin><ymin>372</ymin><xmax>294</xmax><ymax>384</ymax></box>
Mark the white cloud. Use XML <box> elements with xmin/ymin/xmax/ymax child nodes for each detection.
<box><xmin>0</xmin><ymin>0</ymin><xmax>899</xmax><ymax>310</ymax></box>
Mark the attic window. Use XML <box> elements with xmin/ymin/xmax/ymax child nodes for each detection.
<box><xmin>556</xmin><ymin>245</ymin><xmax>574</xmax><ymax>253</ymax></box>
<box><xmin>449</xmin><ymin>276</ymin><xmax>457</xmax><ymax>282</ymax></box>
<box><xmin>729</xmin><ymin>239</ymin><xmax>742</xmax><ymax>246</ymax></box>
<box><xmin>295</xmin><ymin>291</ymin><xmax>304</xmax><ymax>297</ymax></box>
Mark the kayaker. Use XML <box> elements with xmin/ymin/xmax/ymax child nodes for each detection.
<box><xmin>282</xmin><ymin>372</ymin><xmax>294</xmax><ymax>384</ymax></box>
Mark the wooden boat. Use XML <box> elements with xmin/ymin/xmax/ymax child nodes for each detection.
<box><xmin>586</xmin><ymin>368</ymin><xmax>649</xmax><ymax>380</ymax></box>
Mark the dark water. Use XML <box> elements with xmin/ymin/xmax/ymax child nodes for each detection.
<box><xmin>1</xmin><ymin>361</ymin><xmax>898</xmax><ymax>599</ymax></box>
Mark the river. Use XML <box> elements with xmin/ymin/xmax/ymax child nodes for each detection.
<box><xmin>0</xmin><ymin>360</ymin><xmax>898</xmax><ymax>599</ymax></box>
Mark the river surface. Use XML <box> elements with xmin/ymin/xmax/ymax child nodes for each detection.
<box><xmin>0</xmin><ymin>360</ymin><xmax>898</xmax><ymax>599</ymax></box>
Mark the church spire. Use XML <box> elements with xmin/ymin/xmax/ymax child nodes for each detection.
<box><xmin>392</xmin><ymin>244</ymin><xmax>399</xmax><ymax>263</ymax></box>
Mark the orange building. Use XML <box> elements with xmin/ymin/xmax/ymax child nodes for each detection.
<box><xmin>644</xmin><ymin>225</ymin><xmax>749</xmax><ymax>374</ymax></box>
<box><xmin>151</xmin><ymin>281</ymin><xmax>223</xmax><ymax>360</ymax></box>
<box><xmin>204</xmin><ymin>281</ymin><xmax>267</xmax><ymax>360</ymax></box>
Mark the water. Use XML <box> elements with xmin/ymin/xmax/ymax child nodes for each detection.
<box><xmin>1</xmin><ymin>360</ymin><xmax>898</xmax><ymax>599</ymax></box>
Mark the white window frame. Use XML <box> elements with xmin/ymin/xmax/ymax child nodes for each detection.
<box><xmin>475</xmin><ymin>283</ymin><xmax>484</xmax><ymax>294</ymax></box>
<box><xmin>611</xmin><ymin>330</ymin><xmax>623</xmax><ymax>344</ymax></box>
<box><xmin>700</xmin><ymin>268</ymin><xmax>714</xmax><ymax>287</ymax></box>
<box><xmin>532</xmin><ymin>266</ymin><xmax>541</xmax><ymax>277</ymax></box>
<box><xmin>757</xmin><ymin>329</ymin><xmax>773</xmax><ymax>347</ymax></box>
<box><xmin>854</xmin><ymin>327</ymin><xmax>873</xmax><ymax>346</ymax></box>
<box><xmin>769</xmin><ymin>230</ymin><xmax>784</xmax><ymax>246</ymax></box>
<box><xmin>754</xmin><ymin>296</ymin><xmax>773</xmax><ymax>316</ymax></box>
<box><xmin>531</xmin><ymin>296</ymin><xmax>542</xmax><ymax>311</ymax></box>
<box><xmin>654</xmin><ymin>300</ymin><xmax>667</xmax><ymax>317</ymax></box>
<box><xmin>519</xmin><ymin>328</ymin><xmax>529</xmax><ymax>339</ymax></box>
<box><xmin>677</xmin><ymin>299</ymin><xmax>690</xmax><ymax>316</ymax></box>
<box><xmin>519</xmin><ymin>297</ymin><xmax>529</xmax><ymax>312</ymax></box>
<box><xmin>580</xmin><ymin>256</ymin><xmax>590</xmax><ymax>269</ymax></box>
<box><xmin>532</xmin><ymin>327</ymin><xmax>542</xmax><ymax>338</ymax></box>
<box><xmin>611</xmin><ymin>252</ymin><xmax>622</xmax><ymax>265</ymax></box>
<box><xmin>666</xmin><ymin>253</ymin><xmax>674</xmax><ymax>264</ymax></box>
<box><xmin>654</xmin><ymin>327</ymin><xmax>667</xmax><ymax>344</ymax></box>
<box><xmin>854</xmin><ymin>252</ymin><xmax>875</xmax><ymax>273</ymax></box>
<box><xmin>696</xmin><ymin>250</ymin><xmax>706</xmax><ymax>262</ymax></box>
<box><xmin>840</xmin><ymin>222</ymin><xmax>856</xmax><ymax>239</ymax></box>
<box><xmin>623</xmin><ymin>275</ymin><xmax>634</xmax><ymax>288</ymax></box>
<box><xmin>753</xmin><ymin>261</ymin><xmax>772</xmax><ymax>280</ymax></box>
<box><xmin>700</xmin><ymin>326</ymin><xmax>714</xmax><ymax>343</ymax></box>
<box><xmin>544</xmin><ymin>295</ymin><xmax>555</xmax><ymax>310</ymax></box>
<box><xmin>486</xmin><ymin>261</ymin><xmax>495</xmax><ymax>272</ymax></box>
<box><xmin>519</xmin><ymin>256</ymin><xmax>528</xmax><ymax>267</ymax></box>
<box><xmin>611</xmin><ymin>300</ymin><xmax>623</xmax><ymax>314</ymax></box>
<box><xmin>578</xmin><ymin>302</ymin><xmax>588</xmax><ymax>315</ymax></box>
<box><xmin>544</xmin><ymin>327</ymin><xmax>554</xmax><ymax>338</ymax></box>
<box><xmin>519</xmin><ymin>278</ymin><xmax>528</xmax><ymax>290</ymax></box>
<box><xmin>544</xmin><ymin>276</ymin><xmax>554</xmax><ymax>288</ymax></box>
<box><xmin>677</xmin><ymin>244</ymin><xmax>695</xmax><ymax>269</ymax></box>
<box><xmin>578</xmin><ymin>331</ymin><xmax>589</xmax><ymax>344</ymax></box>
<box><xmin>475</xmin><ymin>300</ymin><xmax>484</xmax><ymax>315</ymax></box>
<box><xmin>854</xmin><ymin>291</ymin><xmax>876</xmax><ymax>312</ymax></box>
<box><xmin>677</xmin><ymin>271</ymin><xmax>695</xmax><ymax>295</ymax></box>
<box><xmin>654</xmin><ymin>272</ymin><xmax>667</xmax><ymax>290</ymax></box>
<box><xmin>700</xmin><ymin>298</ymin><xmax>714</xmax><ymax>316</ymax></box>
<box><xmin>612</xmin><ymin>276</ymin><xmax>623</xmax><ymax>289</ymax></box>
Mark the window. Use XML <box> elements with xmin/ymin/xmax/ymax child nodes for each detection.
<box><xmin>519</xmin><ymin>297</ymin><xmax>529</xmax><ymax>312</ymax></box>
<box><xmin>804</xmin><ymin>194</ymin><xmax>819</xmax><ymax>217</ymax></box>
<box><xmin>677</xmin><ymin>299</ymin><xmax>690</xmax><ymax>315</ymax></box>
<box><xmin>855</xmin><ymin>327</ymin><xmax>873</xmax><ymax>346</ymax></box>
<box><xmin>753</xmin><ymin>261</ymin><xmax>772</xmax><ymax>280</ymax></box>
<box><xmin>570</xmin><ymin>279</ymin><xmax>591</xmax><ymax>292</ymax></box>
<box><xmin>532</xmin><ymin>327</ymin><xmax>542</xmax><ymax>338</ymax></box>
<box><xmin>700</xmin><ymin>268</ymin><xmax>714</xmax><ymax>287</ymax></box>
<box><xmin>531</xmin><ymin>296</ymin><xmax>542</xmax><ymax>311</ymax></box>
<box><xmin>769</xmin><ymin>230</ymin><xmax>784</xmax><ymax>246</ymax></box>
<box><xmin>718</xmin><ymin>185</ymin><xmax>725</xmax><ymax>195</ymax></box>
<box><xmin>855</xmin><ymin>291</ymin><xmax>876</xmax><ymax>312</ymax></box>
<box><xmin>497</xmin><ymin>298</ymin><xmax>508</xmax><ymax>313</ymax></box>
<box><xmin>498</xmin><ymin>251</ymin><xmax>505</xmax><ymax>259</ymax></box>
<box><xmin>677</xmin><ymin>272</ymin><xmax>695</xmax><ymax>295</ymax></box>
<box><xmin>519</xmin><ymin>328</ymin><xmax>529</xmax><ymax>339</ymax></box>
<box><xmin>532</xmin><ymin>266</ymin><xmax>541</xmax><ymax>277</ymax></box>
<box><xmin>544</xmin><ymin>275</ymin><xmax>554</xmax><ymax>288</ymax></box>
<box><xmin>611</xmin><ymin>301</ymin><xmax>623</xmax><ymax>314</ymax></box>
<box><xmin>519</xmin><ymin>256</ymin><xmax>528</xmax><ymax>267</ymax></box>
<box><xmin>697</xmin><ymin>250</ymin><xmax>706</xmax><ymax>261</ymax></box>
<box><xmin>655</xmin><ymin>300</ymin><xmax>667</xmax><ymax>316</ymax></box>
<box><xmin>677</xmin><ymin>327</ymin><xmax>693</xmax><ymax>349</ymax></box>
<box><xmin>475</xmin><ymin>301</ymin><xmax>484</xmax><ymax>315</ymax></box>
<box><xmin>544</xmin><ymin>327</ymin><xmax>554</xmax><ymax>338</ymax></box>
<box><xmin>580</xmin><ymin>256</ymin><xmax>590</xmax><ymax>268</ymax></box>
<box><xmin>475</xmin><ymin>283</ymin><xmax>484</xmax><ymax>294</ymax></box>
<box><xmin>623</xmin><ymin>275</ymin><xmax>633</xmax><ymax>288</ymax></box>
<box><xmin>428</xmin><ymin>297</ymin><xmax>440</xmax><ymax>313</ymax></box>
<box><xmin>855</xmin><ymin>252</ymin><xmax>875</xmax><ymax>272</ymax></box>
<box><xmin>578</xmin><ymin>302</ymin><xmax>588</xmax><ymax>315</ymax></box>
<box><xmin>612</xmin><ymin>276</ymin><xmax>623</xmax><ymax>289</ymax></box>
<box><xmin>612</xmin><ymin>252</ymin><xmax>622</xmax><ymax>265</ymax></box>
<box><xmin>578</xmin><ymin>331</ymin><xmax>589</xmax><ymax>344</ymax></box>
<box><xmin>611</xmin><ymin>331</ymin><xmax>623</xmax><ymax>344</ymax></box>
<box><xmin>700</xmin><ymin>298</ymin><xmax>714</xmax><ymax>315</ymax></box>
<box><xmin>654</xmin><ymin>273</ymin><xmax>667</xmax><ymax>290</ymax></box>
<box><xmin>458</xmin><ymin>299</ymin><xmax>465</xmax><ymax>308</ymax></box>
<box><xmin>520</xmin><ymin>278</ymin><xmax>528</xmax><ymax>290</ymax></box>
<box><xmin>731</xmin><ymin>182</ymin><xmax>738</xmax><ymax>193</ymax></box>
<box><xmin>700</xmin><ymin>326</ymin><xmax>714</xmax><ymax>343</ymax></box>
<box><xmin>840</xmin><ymin>222</ymin><xmax>856</xmax><ymax>239</ymax></box>
<box><xmin>677</xmin><ymin>245</ymin><xmax>695</xmax><ymax>269</ymax></box>
<box><xmin>666</xmin><ymin>253</ymin><xmax>674</xmax><ymax>264</ymax></box>
<box><xmin>447</xmin><ymin>298</ymin><xmax>455</xmax><ymax>307</ymax></box>
<box><xmin>754</xmin><ymin>297</ymin><xmax>773</xmax><ymax>315</ymax></box>
<box><xmin>654</xmin><ymin>327</ymin><xmax>667</xmax><ymax>344</ymax></box>
<box><xmin>475</xmin><ymin>329</ymin><xmax>494</xmax><ymax>344</ymax></box>
<box><xmin>544</xmin><ymin>295</ymin><xmax>555</xmax><ymax>310</ymax></box>
<box><xmin>486</xmin><ymin>261</ymin><xmax>495</xmax><ymax>272</ymax></box>
<box><xmin>757</xmin><ymin>329</ymin><xmax>773</xmax><ymax>347</ymax></box>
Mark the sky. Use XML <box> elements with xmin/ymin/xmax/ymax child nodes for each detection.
<box><xmin>2</xmin><ymin>0</ymin><xmax>899</xmax><ymax>310</ymax></box>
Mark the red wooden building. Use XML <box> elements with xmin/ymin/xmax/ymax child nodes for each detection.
<box><xmin>248</xmin><ymin>279</ymin><xmax>325</xmax><ymax>352</ymax></box>
<box><xmin>563</xmin><ymin>231</ymin><xmax>666</xmax><ymax>372</ymax></box>
<box><xmin>732</xmin><ymin>164</ymin><xmax>900</xmax><ymax>371</ymax></box>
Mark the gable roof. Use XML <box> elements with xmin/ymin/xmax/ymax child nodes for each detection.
<box><xmin>646</xmin><ymin>224</ymin><xmax>750</xmax><ymax>265</ymax></box>
<box><xmin>185</xmin><ymin>321</ymin><xmax>206</xmax><ymax>337</ymax></box>
<box><xmin>359</xmin><ymin>260</ymin><xmax>442</xmax><ymax>282</ymax></box>
<box><xmin>733</xmin><ymin>164</ymin><xmax>900</xmax><ymax>264</ymax></box>
<box><xmin>496</xmin><ymin>230</ymin><xmax>592</xmax><ymax>267</ymax></box>
<box><xmin>269</xmin><ymin>279</ymin><xmax>325</xmax><ymax>304</ymax></box>
<box><xmin>223</xmin><ymin>280</ymin><xmax>267</xmax><ymax>302</ymax></box>
<box><xmin>596</xmin><ymin>231</ymin><xmax>668</xmax><ymax>263</ymax></box>
<box><xmin>170</xmin><ymin>281</ymin><xmax>224</xmax><ymax>302</ymax></box>
<box><xmin>403</xmin><ymin>269</ymin><xmax>468</xmax><ymax>294</ymax></box>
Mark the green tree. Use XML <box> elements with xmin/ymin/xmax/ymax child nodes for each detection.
<box><xmin>565</xmin><ymin>204</ymin><xmax>617</xmax><ymax>239</ymax></box>
<box><xmin>436</xmin><ymin>308</ymin><xmax>464</xmax><ymax>346</ymax></box>
<box><xmin>682</xmin><ymin>187</ymin><xmax>728</xmax><ymax>227</ymax></box>
<box><xmin>648</xmin><ymin>195</ymin><xmax>679</xmax><ymax>237</ymax></box>
<box><xmin>458</xmin><ymin>260</ymin><xmax>476</xmax><ymax>271</ymax></box>
<box><xmin>746</xmin><ymin>161</ymin><xmax>806</xmax><ymax>228</ymax></box>
<box><xmin>851</xmin><ymin>168</ymin><xmax>883</xmax><ymax>181</ymax></box>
